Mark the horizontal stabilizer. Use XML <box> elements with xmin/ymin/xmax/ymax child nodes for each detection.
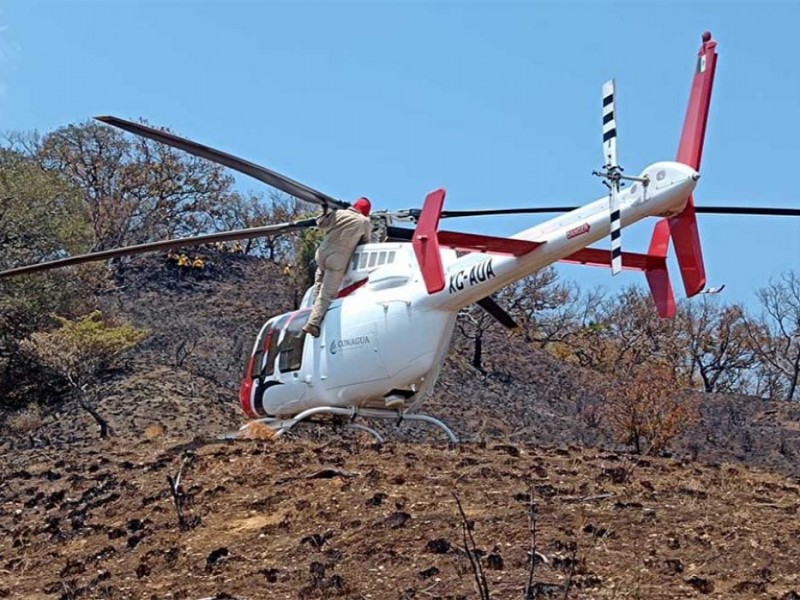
<box><xmin>561</xmin><ymin>247</ymin><xmax>664</xmax><ymax>271</ymax></box>
<box><xmin>437</xmin><ymin>231</ymin><xmax>542</xmax><ymax>256</ymax></box>
<box><xmin>560</xmin><ymin>221</ymin><xmax>676</xmax><ymax>318</ymax></box>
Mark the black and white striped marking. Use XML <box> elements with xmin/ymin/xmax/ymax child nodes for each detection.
<box><xmin>610</xmin><ymin>208</ymin><xmax>622</xmax><ymax>274</ymax></box>
<box><xmin>602</xmin><ymin>80</ymin><xmax>618</xmax><ymax>167</ymax></box>
<box><xmin>602</xmin><ymin>80</ymin><xmax>622</xmax><ymax>275</ymax></box>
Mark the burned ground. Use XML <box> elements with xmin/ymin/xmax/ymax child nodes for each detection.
<box><xmin>4</xmin><ymin>254</ymin><xmax>800</xmax><ymax>599</ymax></box>
<box><xmin>4</xmin><ymin>437</ymin><xmax>800</xmax><ymax>599</ymax></box>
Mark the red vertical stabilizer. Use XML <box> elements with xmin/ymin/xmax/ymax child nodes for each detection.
<box><xmin>670</xmin><ymin>31</ymin><xmax>718</xmax><ymax>297</ymax></box>
<box><xmin>413</xmin><ymin>189</ymin><xmax>447</xmax><ymax>294</ymax></box>
<box><xmin>645</xmin><ymin>219</ymin><xmax>676</xmax><ymax>317</ymax></box>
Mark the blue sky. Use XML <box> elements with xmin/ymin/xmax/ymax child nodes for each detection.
<box><xmin>2</xmin><ymin>1</ymin><xmax>799</xmax><ymax>311</ymax></box>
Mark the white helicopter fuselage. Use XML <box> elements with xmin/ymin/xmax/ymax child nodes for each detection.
<box><xmin>240</xmin><ymin>161</ymin><xmax>697</xmax><ymax>418</ymax></box>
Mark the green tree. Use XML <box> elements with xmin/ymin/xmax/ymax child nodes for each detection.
<box><xmin>21</xmin><ymin>311</ymin><xmax>148</xmax><ymax>438</ymax></box>
<box><xmin>17</xmin><ymin>121</ymin><xmax>239</xmax><ymax>250</ymax></box>
<box><xmin>0</xmin><ymin>150</ymin><xmax>93</xmax><ymax>406</ymax></box>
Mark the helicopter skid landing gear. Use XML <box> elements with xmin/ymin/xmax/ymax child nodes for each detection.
<box><xmin>238</xmin><ymin>406</ymin><xmax>459</xmax><ymax>444</ymax></box>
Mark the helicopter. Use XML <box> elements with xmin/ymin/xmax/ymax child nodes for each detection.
<box><xmin>3</xmin><ymin>32</ymin><xmax>799</xmax><ymax>442</ymax></box>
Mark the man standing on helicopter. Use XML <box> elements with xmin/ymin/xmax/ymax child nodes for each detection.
<box><xmin>302</xmin><ymin>198</ymin><xmax>372</xmax><ymax>337</ymax></box>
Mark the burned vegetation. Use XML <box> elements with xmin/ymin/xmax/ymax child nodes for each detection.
<box><xmin>4</xmin><ymin>118</ymin><xmax>800</xmax><ymax>599</ymax></box>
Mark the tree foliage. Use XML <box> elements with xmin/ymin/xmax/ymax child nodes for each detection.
<box><xmin>603</xmin><ymin>362</ymin><xmax>698</xmax><ymax>455</ymax></box>
<box><xmin>21</xmin><ymin>311</ymin><xmax>148</xmax><ymax>437</ymax></box>
<box><xmin>0</xmin><ymin>150</ymin><xmax>93</xmax><ymax>406</ymax></box>
<box><xmin>457</xmin><ymin>267</ymin><xmax>573</xmax><ymax>372</ymax></box>
<box><xmin>19</xmin><ymin>121</ymin><xmax>239</xmax><ymax>250</ymax></box>
<box><xmin>205</xmin><ymin>191</ymin><xmax>307</xmax><ymax>260</ymax></box>
<box><xmin>683</xmin><ymin>297</ymin><xmax>755</xmax><ymax>393</ymax></box>
<box><xmin>747</xmin><ymin>272</ymin><xmax>800</xmax><ymax>401</ymax></box>
<box><xmin>23</xmin><ymin>310</ymin><xmax>148</xmax><ymax>389</ymax></box>
<box><xmin>547</xmin><ymin>286</ymin><xmax>686</xmax><ymax>382</ymax></box>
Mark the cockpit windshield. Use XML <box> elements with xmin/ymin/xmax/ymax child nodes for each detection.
<box><xmin>252</xmin><ymin>310</ymin><xmax>311</xmax><ymax>378</ymax></box>
<box><xmin>277</xmin><ymin>311</ymin><xmax>310</xmax><ymax>373</ymax></box>
<box><xmin>262</xmin><ymin>314</ymin><xmax>290</xmax><ymax>377</ymax></box>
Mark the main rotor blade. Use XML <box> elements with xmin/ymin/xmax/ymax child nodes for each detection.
<box><xmin>0</xmin><ymin>219</ymin><xmax>316</xmax><ymax>279</ymax></box>
<box><xmin>386</xmin><ymin>225</ymin><xmax>414</xmax><ymax>242</ymax></box>
<box><xmin>695</xmin><ymin>206</ymin><xmax>800</xmax><ymax>216</ymax></box>
<box><xmin>95</xmin><ymin>116</ymin><xmax>348</xmax><ymax>210</ymax></box>
<box><xmin>440</xmin><ymin>207</ymin><xmax>578</xmax><ymax>218</ymax></box>
<box><xmin>439</xmin><ymin>206</ymin><xmax>800</xmax><ymax>218</ymax></box>
<box><xmin>477</xmin><ymin>297</ymin><xmax>519</xmax><ymax>330</ymax></box>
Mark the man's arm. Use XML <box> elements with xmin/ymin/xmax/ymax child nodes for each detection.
<box><xmin>316</xmin><ymin>209</ymin><xmax>336</xmax><ymax>230</ymax></box>
<box><xmin>355</xmin><ymin>216</ymin><xmax>371</xmax><ymax>245</ymax></box>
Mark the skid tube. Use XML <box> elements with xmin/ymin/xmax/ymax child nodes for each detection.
<box><xmin>241</xmin><ymin>406</ymin><xmax>459</xmax><ymax>444</ymax></box>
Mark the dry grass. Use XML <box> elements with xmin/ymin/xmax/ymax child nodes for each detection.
<box><xmin>4</xmin><ymin>404</ymin><xmax>43</xmax><ymax>436</ymax></box>
<box><xmin>143</xmin><ymin>423</ymin><xmax>167</xmax><ymax>439</ymax></box>
<box><xmin>236</xmin><ymin>420</ymin><xmax>279</xmax><ymax>441</ymax></box>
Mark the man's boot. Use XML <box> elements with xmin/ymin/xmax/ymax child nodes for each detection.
<box><xmin>302</xmin><ymin>323</ymin><xmax>320</xmax><ymax>338</ymax></box>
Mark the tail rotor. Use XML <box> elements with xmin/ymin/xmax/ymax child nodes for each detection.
<box><xmin>601</xmin><ymin>79</ymin><xmax>623</xmax><ymax>275</ymax></box>
<box><xmin>594</xmin><ymin>80</ymin><xmax>646</xmax><ymax>274</ymax></box>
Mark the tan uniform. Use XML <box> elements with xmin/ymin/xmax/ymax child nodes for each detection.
<box><xmin>307</xmin><ymin>208</ymin><xmax>372</xmax><ymax>329</ymax></box>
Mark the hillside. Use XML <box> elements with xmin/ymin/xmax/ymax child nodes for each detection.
<box><xmin>4</xmin><ymin>253</ymin><xmax>800</xmax><ymax>599</ymax></box>
<box><xmin>10</xmin><ymin>252</ymin><xmax>795</xmax><ymax>474</ymax></box>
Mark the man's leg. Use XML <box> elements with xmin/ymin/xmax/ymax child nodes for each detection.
<box><xmin>304</xmin><ymin>268</ymin><xmax>345</xmax><ymax>336</ymax></box>
<box><xmin>310</xmin><ymin>265</ymin><xmax>323</xmax><ymax>303</ymax></box>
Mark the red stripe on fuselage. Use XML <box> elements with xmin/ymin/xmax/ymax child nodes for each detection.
<box><xmin>336</xmin><ymin>277</ymin><xmax>368</xmax><ymax>299</ymax></box>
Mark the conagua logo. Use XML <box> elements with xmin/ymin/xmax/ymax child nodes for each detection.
<box><xmin>329</xmin><ymin>335</ymin><xmax>371</xmax><ymax>355</ymax></box>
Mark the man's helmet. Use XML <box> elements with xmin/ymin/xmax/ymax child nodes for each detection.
<box><xmin>353</xmin><ymin>197</ymin><xmax>371</xmax><ymax>216</ymax></box>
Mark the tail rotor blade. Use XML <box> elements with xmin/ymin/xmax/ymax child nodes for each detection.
<box><xmin>602</xmin><ymin>80</ymin><xmax>618</xmax><ymax>169</ymax></box>
<box><xmin>602</xmin><ymin>79</ymin><xmax>622</xmax><ymax>275</ymax></box>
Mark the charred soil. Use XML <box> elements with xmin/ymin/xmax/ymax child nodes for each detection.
<box><xmin>4</xmin><ymin>254</ymin><xmax>800</xmax><ymax>599</ymax></box>
<box><xmin>4</xmin><ymin>437</ymin><xmax>800</xmax><ymax>599</ymax></box>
